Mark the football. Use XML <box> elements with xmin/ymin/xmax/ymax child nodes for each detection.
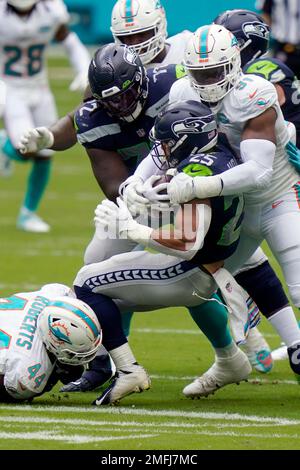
<box><xmin>153</xmin><ymin>172</ymin><xmax>174</xmax><ymax>194</ymax></box>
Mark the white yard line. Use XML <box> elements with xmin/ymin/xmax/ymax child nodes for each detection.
<box><xmin>1</xmin><ymin>404</ymin><xmax>299</xmax><ymax>426</ymax></box>
<box><xmin>0</xmin><ymin>415</ymin><xmax>297</xmax><ymax>430</ymax></box>
<box><xmin>0</xmin><ymin>430</ymin><xmax>156</xmax><ymax>444</ymax></box>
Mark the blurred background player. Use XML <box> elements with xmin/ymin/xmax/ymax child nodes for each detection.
<box><xmin>0</xmin><ymin>283</ymin><xmax>102</xmax><ymax>402</ymax></box>
<box><xmin>110</xmin><ymin>0</ymin><xmax>192</xmax><ymax>67</ymax></box>
<box><xmin>0</xmin><ymin>0</ymin><xmax>90</xmax><ymax>232</ymax></box>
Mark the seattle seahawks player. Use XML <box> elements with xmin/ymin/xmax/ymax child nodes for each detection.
<box><xmin>111</xmin><ymin>0</ymin><xmax>192</xmax><ymax>67</ymax></box>
<box><xmin>166</xmin><ymin>24</ymin><xmax>300</xmax><ymax>381</ymax></box>
<box><xmin>214</xmin><ymin>8</ymin><xmax>300</xmax><ymax>361</ymax></box>
<box><xmin>0</xmin><ymin>0</ymin><xmax>90</xmax><ymax>232</ymax></box>
<box><xmin>74</xmin><ymin>100</ymin><xmax>252</xmax><ymax>404</ymax></box>
<box><xmin>0</xmin><ymin>283</ymin><xmax>102</xmax><ymax>402</ymax></box>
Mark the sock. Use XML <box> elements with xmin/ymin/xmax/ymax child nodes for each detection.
<box><xmin>122</xmin><ymin>311</ymin><xmax>134</xmax><ymax>337</ymax></box>
<box><xmin>188</xmin><ymin>293</ymin><xmax>232</xmax><ymax>348</ymax></box>
<box><xmin>2</xmin><ymin>135</ymin><xmax>22</xmax><ymax>161</ymax></box>
<box><xmin>109</xmin><ymin>343</ymin><xmax>137</xmax><ymax>370</ymax></box>
<box><xmin>215</xmin><ymin>340</ymin><xmax>239</xmax><ymax>358</ymax></box>
<box><xmin>23</xmin><ymin>159</ymin><xmax>51</xmax><ymax>212</ymax></box>
<box><xmin>269</xmin><ymin>306</ymin><xmax>300</xmax><ymax>347</ymax></box>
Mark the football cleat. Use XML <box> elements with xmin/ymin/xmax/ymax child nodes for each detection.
<box><xmin>60</xmin><ymin>377</ymin><xmax>100</xmax><ymax>393</ymax></box>
<box><xmin>17</xmin><ymin>209</ymin><xmax>50</xmax><ymax>233</ymax></box>
<box><xmin>242</xmin><ymin>327</ymin><xmax>273</xmax><ymax>373</ymax></box>
<box><xmin>183</xmin><ymin>348</ymin><xmax>252</xmax><ymax>398</ymax></box>
<box><xmin>287</xmin><ymin>342</ymin><xmax>300</xmax><ymax>375</ymax></box>
<box><xmin>93</xmin><ymin>364</ymin><xmax>151</xmax><ymax>406</ymax></box>
<box><xmin>271</xmin><ymin>343</ymin><xmax>288</xmax><ymax>361</ymax></box>
<box><xmin>0</xmin><ymin>130</ymin><xmax>12</xmax><ymax>177</ymax></box>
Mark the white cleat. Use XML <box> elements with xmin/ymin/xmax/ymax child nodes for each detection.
<box><xmin>17</xmin><ymin>210</ymin><xmax>50</xmax><ymax>233</ymax></box>
<box><xmin>183</xmin><ymin>348</ymin><xmax>252</xmax><ymax>398</ymax></box>
<box><xmin>271</xmin><ymin>343</ymin><xmax>288</xmax><ymax>361</ymax></box>
<box><xmin>242</xmin><ymin>327</ymin><xmax>273</xmax><ymax>373</ymax></box>
<box><xmin>93</xmin><ymin>364</ymin><xmax>151</xmax><ymax>406</ymax></box>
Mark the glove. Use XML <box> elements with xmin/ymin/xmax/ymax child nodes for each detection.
<box><xmin>141</xmin><ymin>175</ymin><xmax>170</xmax><ymax>209</ymax></box>
<box><xmin>18</xmin><ymin>127</ymin><xmax>54</xmax><ymax>154</ymax></box>
<box><xmin>167</xmin><ymin>172</ymin><xmax>196</xmax><ymax>204</ymax></box>
<box><xmin>94</xmin><ymin>198</ymin><xmax>136</xmax><ymax>239</ymax></box>
<box><xmin>286</xmin><ymin>141</ymin><xmax>300</xmax><ymax>173</ymax></box>
<box><xmin>121</xmin><ymin>175</ymin><xmax>150</xmax><ymax>215</ymax></box>
<box><xmin>69</xmin><ymin>71</ymin><xmax>88</xmax><ymax>92</ymax></box>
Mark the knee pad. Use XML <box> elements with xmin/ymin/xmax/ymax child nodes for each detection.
<box><xmin>235</xmin><ymin>261</ymin><xmax>288</xmax><ymax>317</ymax></box>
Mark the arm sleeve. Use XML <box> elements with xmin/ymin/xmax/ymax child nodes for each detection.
<box><xmin>134</xmin><ymin>151</ymin><xmax>164</xmax><ymax>181</ymax></box>
<box><xmin>61</xmin><ymin>32</ymin><xmax>91</xmax><ymax>76</ymax></box>
<box><xmin>220</xmin><ymin>139</ymin><xmax>276</xmax><ymax>195</ymax></box>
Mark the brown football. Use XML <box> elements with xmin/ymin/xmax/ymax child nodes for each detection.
<box><xmin>153</xmin><ymin>173</ymin><xmax>173</xmax><ymax>194</ymax></box>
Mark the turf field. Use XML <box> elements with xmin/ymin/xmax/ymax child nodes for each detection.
<box><xmin>0</xmin><ymin>55</ymin><xmax>300</xmax><ymax>451</ymax></box>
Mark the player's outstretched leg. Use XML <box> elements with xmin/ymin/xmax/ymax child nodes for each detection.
<box><xmin>183</xmin><ymin>342</ymin><xmax>251</xmax><ymax>398</ymax></box>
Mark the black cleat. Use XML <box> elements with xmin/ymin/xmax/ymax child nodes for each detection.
<box><xmin>287</xmin><ymin>342</ymin><xmax>300</xmax><ymax>375</ymax></box>
<box><xmin>60</xmin><ymin>377</ymin><xmax>97</xmax><ymax>392</ymax></box>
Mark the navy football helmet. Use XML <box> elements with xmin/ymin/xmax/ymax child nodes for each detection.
<box><xmin>150</xmin><ymin>100</ymin><xmax>218</xmax><ymax>170</ymax></box>
<box><xmin>88</xmin><ymin>43</ymin><xmax>149</xmax><ymax>122</ymax></box>
<box><xmin>214</xmin><ymin>9</ymin><xmax>270</xmax><ymax>67</ymax></box>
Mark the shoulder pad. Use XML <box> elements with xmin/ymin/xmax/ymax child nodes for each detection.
<box><xmin>74</xmin><ymin>100</ymin><xmax>99</xmax><ymax>132</ymax></box>
<box><xmin>244</xmin><ymin>59</ymin><xmax>288</xmax><ymax>83</ymax></box>
<box><xmin>233</xmin><ymin>74</ymin><xmax>277</xmax><ymax>114</ymax></box>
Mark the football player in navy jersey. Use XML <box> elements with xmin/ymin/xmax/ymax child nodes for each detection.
<box><xmin>74</xmin><ymin>100</ymin><xmax>252</xmax><ymax>405</ymax></box>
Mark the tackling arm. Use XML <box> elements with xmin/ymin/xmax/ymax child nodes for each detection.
<box><xmin>87</xmin><ymin>148</ymin><xmax>131</xmax><ymax>202</ymax></box>
<box><xmin>55</xmin><ymin>25</ymin><xmax>91</xmax><ymax>92</ymax></box>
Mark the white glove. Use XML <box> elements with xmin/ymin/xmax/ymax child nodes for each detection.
<box><xmin>94</xmin><ymin>197</ymin><xmax>152</xmax><ymax>243</ymax></box>
<box><xmin>167</xmin><ymin>172</ymin><xmax>196</xmax><ymax>204</ymax></box>
<box><xmin>141</xmin><ymin>175</ymin><xmax>170</xmax><ymax>206</ymax></box>
<box><xmin>121</xmin><ymin>175</ymin><xmax>150</xmax><ymax>215</ymax></box>
<box><xmin>69</xmin><ymin>71</ymin><xmax>88</xmax><ymax>92</ymax></box>
<box><xmin>167</xmin><ymin>172</ymin><xmax>222</xmax><ymax>203</ymax></box>
<box><xmin>94</xmin><ymin>198</ymin><xmax>135</xmax><ymax>239</ymax></box>
<box><xmin>18</xmin><ymin>127</ymin><xmax>54</xmax><ymax>154</ymax></box>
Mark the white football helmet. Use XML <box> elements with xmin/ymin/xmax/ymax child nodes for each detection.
<box><xmin>183</xmin><ymin>24</ymin><xmax>241</xmax><ymax>103</ymax></box>
<box><xmin>37</xmin><ymin>296</ymin><xmax>102</xmax><ymax>366</ymax></box>
<box><xmin>7</xmin><ymin>0</ymin><xmax>39</xmax><ymax>11</ymax></box>
<box><xmin>111</xmin><ymin>0</ymin><xmax>167</xmax><ymax>65</ymax></box>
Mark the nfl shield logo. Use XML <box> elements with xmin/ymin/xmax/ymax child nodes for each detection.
<box><xmin>225</xmin><ymin>282</ymin><xmax>233</xmax><ymax>293</ymax></box>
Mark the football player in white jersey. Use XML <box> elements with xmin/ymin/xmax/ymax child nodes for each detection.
<box><xmin>0</xmin><ymin>283</ymin><xmax>102</xmax><ymax>401</ymax></box>
<box><xmin>163</xmin><ymin>24</ymin><xmax>300</xmax><ymax>383</ymax></box>
<box><xmin>0</xmin><ymin>0</ymin><xmax>90</xmax><ymax>233</ymax></box>
<box><xmin>110</xmin><ymin>0</ymin><xmax>192</xmax><ymax>68</ymax></box>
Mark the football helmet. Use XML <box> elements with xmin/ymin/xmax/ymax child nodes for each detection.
<box><xmin>7</xmin><ymin>0</ymin><xmax>39</xmax><ymax>11</ymax></box>
<box><xmin>38</xmin><ymin>296</ymin><xmax>102</xmax><ymax>366</ymax></box>
<box><xmin>111</xmin><ymin>0</ymin><xmax>167</xmax><ymax>65</ymax></box>
<box><xmin>183</xmin><ymin>24</ymin><xmax>241</xmax><ymax>103</ymax></box>
<box><xmin>149</xmin><ymin>100</ymin><xmax>218</xmax><ymax>170</ymax></box>
<box><xmin>88</xmin><ymin>43</ymin><xmax>148</xmax><ymax>123</ymax></box>
<box><xmin>214</xmin><ymin>9</ymin><xmax>270</xmax><ymax>67</ymax></box>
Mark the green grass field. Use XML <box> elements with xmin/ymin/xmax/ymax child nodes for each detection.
<box><xmin>0</xmin><ymin>56</ymin><xmax>300</xmax><ymax>451</ymax></box>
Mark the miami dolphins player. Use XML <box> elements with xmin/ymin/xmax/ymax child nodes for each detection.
<box><xmin>74</xmin><ymin>100</ymin><xmax>252</xmax><ymax>405</ymax></box>
<box><xmin>214</xmin><ymin>8</ymin><xmax>300</xmax><ymax>361</ymax></box>
<box><xmin>0</xmin><ymin>283</ymin><xmax>102</xmax><ymax>402</ymax></box>
<box><xmin>0</xmin><ymin>0</ymin><xmax>90</xmax><ymax>232</ymax></box>
<box><xmin>110</xmin><ymin>0</ymin><xmax>192</xmax><ymax>67</ymax></box>
<box><xmin>166</xmin><ymin>24</ymin><xmax>300</xmax><ymax>384</ymax></box>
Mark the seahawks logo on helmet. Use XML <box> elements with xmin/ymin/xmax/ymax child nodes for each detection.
<box><xmin>172</xmin><ymin>117</ymin><xmax>217</xmax><ymax>138</ymax></box>
<box><xmin>243</xmin><ymin>21</ymin><xmax>270</xmax><ymax>40</ymax></box>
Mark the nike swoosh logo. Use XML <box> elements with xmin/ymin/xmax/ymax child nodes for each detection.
<box><xmin>249</xmin><ymin>89</ymin><xmax>258</xmax><ymax>99</ymax></box>
<box><xmin>255</xmin><ymin>64</ymin><xmax>266</xmax><ymax>71</ymax></box>
<box><xmin>272</xmin><ymin>200</ymin><xmax>284</xmax><ymax>209</ymax></box>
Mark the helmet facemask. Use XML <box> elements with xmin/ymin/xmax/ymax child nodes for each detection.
<box><xmin>99</xmin><ymin>68</ymin><xmax>148</xmax><ymax>122</ymax></box>
<box><xmin>187</xmin><ymin>53</ymin><xmax>241</xmax><ymax>103</ymax></box>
